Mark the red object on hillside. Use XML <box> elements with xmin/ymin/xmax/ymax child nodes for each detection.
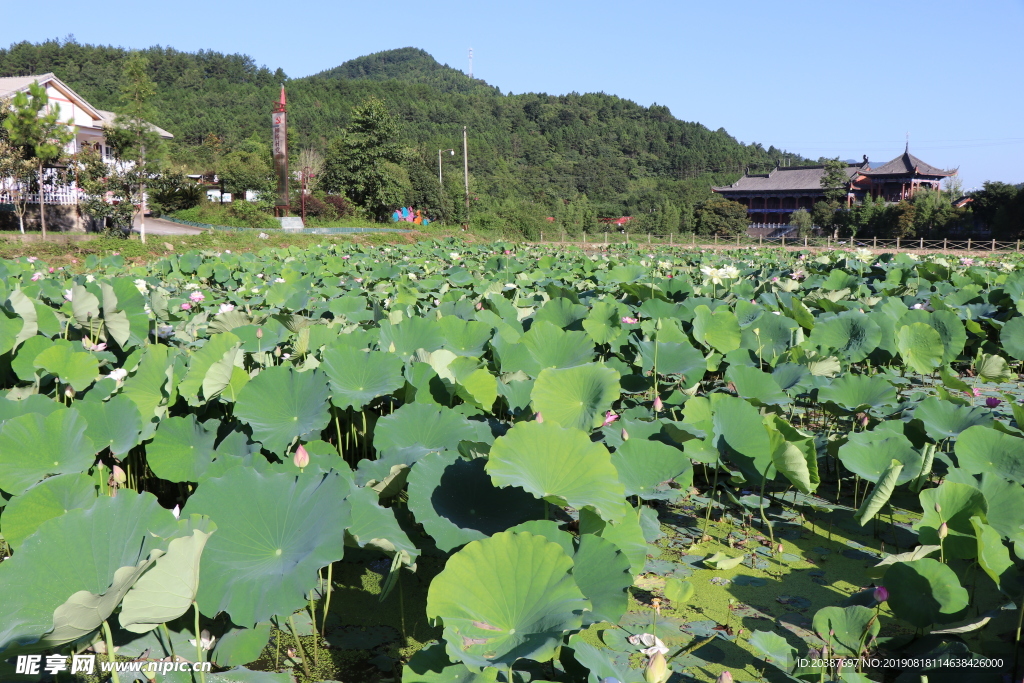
<box><xmin>598</xmin><ymin>216</ymin><xmax>632</xmax><ymax>226</ymax></box>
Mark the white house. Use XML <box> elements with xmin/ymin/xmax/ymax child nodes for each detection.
<box><xmin>0</xmin><ymin>72</ymin><xmax>173</xmax><ymax>207</ymax></box>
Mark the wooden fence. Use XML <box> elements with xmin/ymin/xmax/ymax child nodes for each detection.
<box><xmin>533</xmin><ymin>231</ymin><xmax>1023</xmax><ymax>252</ymax></box>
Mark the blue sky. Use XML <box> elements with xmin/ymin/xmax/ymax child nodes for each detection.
<box><xmin>6</xmin><ymin>0</ymin><xmax>1022</xmax><ymax>190</ymax></box>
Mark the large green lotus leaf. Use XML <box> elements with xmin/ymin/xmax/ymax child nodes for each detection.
<box><xmin>0</xmin><ymin>394</ymin><xmax>61</xmax><ymax>430</ymax></box>
<box><xmin>582</xmin><ymin>301</ymin><xmax>624</xmax><ymax>346</ymax></box>
<box><xmin>177</xmin><ymin>332</ymin><xmax>241</xmax><ymax>405</ymax></box>
<box><xmin>915</xmin><ymin>482</ymin><xmax>988</xmax><ymax>559</ymax></box>
<box><xmin>817</xmin><ymin>374</ymin><xmax>898</xmax><ymax>412</ymax></box>
<box><xmin>322</xmin><ymin>346</ymin><xmax>404</xmax><ymax>410</ymax></box>
<box><xmin>146</xmin><ymin>414</ymin><xmax>219</xmax><ymax>483</ymax></box>
<box><xmin>809</xmin><ymin>312</ymin><xmax>881</xmax><ymax>362</ymax></box>
<box><xmin>748</xmin><ymin>630</ymin><xmax>797</xmax><ymax>674</ymax></box>
<box><xmin>766</xmin><ymin>414</ymin><xmax>819</xmax><ymax>494</ymax></box>
<box><xmin>929</xmin><ymin>310</ymin><xmax>967</xmax><ymax>363</ymax></box>
<box><xmin>0</xmin><ymin>473</ymin><xmax>95</xmax><ymax>550</ymax></box>
<box><xmin>530</xmin><ymin>363</ymin><xmax>620</xmax><ymax>431</ymax></box>
<box><xmin>711</xmin><ymin>395</ymin><xmax>774</xmax><ymax>485</ymax></box>
<box><xmin>954</xmin><ymin>426</ymin><xmax>1024</xmax><ymax>483</ymax></box>
<box><xmin>970</xmin><ymin>516</ymin><xmax>1013</xmax><ymax>589</ymax></box>
<box><xmin>345</xmin><ymin>485</ymin><xmax>419</xmax><ymax>565</ymax></box>
<box><xmin>121</xmin><ymin>344</ymin><xmax>178</xmax><ymax>430</ymax></box>
<box><xmin>32</xmin><ymin>345</ymin><xmax>99</xmax><ymax>391</ymax></box>
<box><xmin>611</xmin><ymin>439</ymin><xmax>691</xmax><ymax>499</ymax></box>
<box><xmin>402</xmin><ymin>641</ymin><xmax>500</xmax><ymax>683</ymax></box>
<box><xmin>692</xmin><ymin>304</ymin><xmax>741</xmax><ymax>353</ymax></box>
<box><xmin>119</xmin><ymin>516</ymin><xmax>217</xmax><ymax>633</ymax></box>
<box><xmin>854</xmin><ymin>459</ymin><xmax>903</xmax><ymax>526</ymax></box>
<box><xmin>812</xmin><ymin>606</ymin><xmax>879</xmax><ymax>657</ymax></box>
<box><xmin>976</xmin><ymin>473</ymin><xmax>1024</xmax><ymax>544</ymax></box>
<box><xmin>572</xmin><ymin>533</ymin><xmax>632</xmax><ymax>625</ymax></box>
<box><xmin>0</xmin><ymin>491</ymin><xmax>176</xmax><ymax>654</ymax></box>
<box><xmin>885</xmin><ymin>558</ymin><xmax>969</xmax><ymax>628</ymax></box>
<box><xmin>740</xmin><ymin>311</ymin><xmax>798</xmax><ymax>363</ymax></box>
<box><xmin>76</xmin><ymin>394</ymin><xmax>143</xmax><ymax>456</ymax></box>
<box><xmin>913</xmin><ymin>397</ymin><xmax>993</xmax><ymax>441</ymax></box>
<box><xmin>379</xmin><ymin>317</ymin><xmax>445</xmax><ymax>357</ymax></box>
<box><xmin>11</xmin><ymin>335</ymin><xmax>51</xmax><ymax>382</ymax></box>
<box><xmin>579</xmin><ymin>506</ymin><xmax>649</xmax><ymax>576</ymax></box>
<box><xmin>182</xmin><ymin>467</ymin><xmax>351</xmax><ymax>627</ymax></box>
<box><xmin>837</xmin><ymin>429</ymin><xmax>922</xmax><ymax>485</ymax></box>
<box><xmin>725</xmin><ymin>365</ymin><xmax>790</xmax><ymax>406</ymax></box>
<box><xmin>896</xmin><ymin>323</ymin><xmax>944</xmax><ymax>374</ymax></box>
<box><xmin>522</xmin><ymin>321</ymin><xmax>595</xmax><ymax>374</ymax></box>
<box><xmin>426</xmin><ymin>531</ymin><xmax>589</xmax><ymax>669</ymax></box>
<box><xmin>566</xmin><ymin>633</ymin><xmax>645</xmax><ymax>683</ymax></box>
<box><xmin>487</xmin><ymin>421</ymin><xmax>626</xmax><ymax>523</ymax></box>
<box><xmin>534</xmin><ymin>298</ymin><xmax>588</xmax><ymax>329</ymax></box>
<box><xmin>1000</xmin><ymin>316</ymin><xmax>1024</xmax><ymax>361</ymax></box>
<box><xmin>636</xmin><ymin>339</ymin><xmax>705</xmax><ymax>387</ymax></box>
<box><xmin>407</xmin><ymin>450</ymin><xmax>541</xmax><ymax>552</ymax></box>
<box><xmin>233</xmin><ymin>366</ymin><xmax>331</xmax><ymax>455</ymax></box>
<box><xmin>212</xmin><ymin>622</ymin><xmax>274</xmax><ymax>668</ymax></box>
<box><xmin>0</xmin><ymin>407</ymin><xmax>95</xmax><ymax>496</ymax></box>
<box><xmin>0</xmin><ymin>309</ymin><xmax>24</xmax><ymax>356</ymax></box>
<box><xmin>977</xmin><ymin>353</ymin><xmax>1013</xmax><ymax>383</ymax></box>
<box><xmin>438</xmin><ymin>316</ymin><xmax>493</xmax><ymax>357</ymax></box>
<box><xmin>374</xmin><ymin>403</ymin><xmax>485</xmax><ymax>464</ymax></box>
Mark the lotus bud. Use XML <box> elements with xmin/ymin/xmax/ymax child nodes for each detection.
<box><xmin>934</xmin><ymin>502</ymin><xmax>941</xmax><ymax>514</ymax></box>
<box><xmin>716</xmin><ymin>672</ymin><xmax>733</xmax><ymax>683</ymax></box>
<box><xmin>293</xmin><ymin>444</ymin><xmax>310</xmax><ymax>469</ymax></box>
<box><xmin>274</xmin><ymin>346</ymin><xmax>282</xmax><ymax>358</ymax></box>
<box><xmin>256</xmin><ymin>327</ymin><xmax>264</xmax><ymax>339</ymax></box>
<box><xmin>475</xmin><ymin>302</ymin><xmax>484</xmax><ymax>310</ymax></box>
<box><xmin>621</xmin><ymin>428</ymin><xmax>630</xmax><ymax>441</ymax></box>
<box><xmin>112</xmin><ymin>465</ymin><xmax>127</xmax><ymax>485</ymax></box>
<box><xmin>985</xmin><ymin>397</ymin><xmax>1002</xmax><ymax>408</ymax></box>
<box><xmin>777</xmin><ymin>543</ymin><xmax>784</xmax><ymax>554</ymax></box>
<box><xmin>171</xmin><ymin>504</ymin><xmax>180</xmax><ymax>519</ymax></box>
<box><xmin>644</xmin><ymin>651</ymin><xmax>669</xmax><ymax>683</ymax></box>
<box><xmin>938</xmin><ymin>522</ymin><xmax>948</xmax><ymax>539</ymax></box>
<box><xmin>64</xmin><ymin>385</ymin><xmax>75</xmax><ymax>399</ymax></box>
<box><xmin>653</xmin><ymin>394</ymin><xmax>664</xmax><ymax>412</ymax></box>
<box><xmin>536</xmin><ymin>412</ymin><xmax>544</xmax><ymax>423</ymax></box>
<box><xmin>873</xmin><ymin>585</ymin><xmax>889</xmax><ymax>603</ymax></box>
<box><xmin>652</xmin><ymin>597</ymin><xmax>662</xmax><ymax>615</ymax></box>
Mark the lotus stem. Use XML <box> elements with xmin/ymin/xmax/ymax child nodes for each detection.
<box><xmin>1013</xmin><ymin>596</ymin><xmax>1024</xmax><ymax>680</ymax></box>
<box><xmin>701</xmin><ymin>462</ymin><xmax>720</xmax><ymax>539</ymax></box>
<box><xmin>102</xmin><ymin>619</ymin><xmax>121</xmax><ymax>683</ymax></box>
<box><xmin>308</xmin><ymin>595</ymin><xmax>319</xmax><ymax>667</ymax></box>
<box><xmin>321</xmin><ymin>563</ymin><xmax>333</xmax><ymax>638</ymax></box>
<box><xmin>855</xmin><ymin>613</ymin><xmax>877</xmax><ymax>672</ymax></box>
<box><xmin>161</xmin><ymin>622</ymin><xmax>175</xmax><ymax>660</ymax></box>
<box><xmin>759</xmin><ymin>464</ymin><xmax>776</xmax><ymax>552</ymax></box>
<box><xmin>194</xmin><ymin>602</ymin><xmax>206</xmax><ymax>683</ymax></box>
<box><xmin>287</xmin><ymin>614</ymin><xmax>312</xmax><ymax>679</ymax></box>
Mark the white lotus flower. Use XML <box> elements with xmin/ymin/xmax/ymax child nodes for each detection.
<box><xmin>219</xmin><ymin>303</ymin><xmax>235</xmax><ymax>314</ymax></box>
<box><xmin>700</xmin><ymin>266</ymin><xmax>723</xmax><ymax>285</ymax></box>
<box><xmin>258</xmin><ymin>232</ymin><xmax>269</xmax><ymax>239</ymax></box>
<box><xmin>63</xmin><ymin>289</ymin><xmax>73</xmax><ymax>301</ymax></box>
<box><xmin>274</xmin><ymin>278</ymin><xmax>286</xmax><ymax>283</ymax></box>
<box><xmin>85</xmin><ymin>274</ymin><xmax>95</xmax><ymax>283</ymax></box>
<box><xmin>722</xmin><ymin>265</ymin><xmax>740</xmax><ymax>279</ymax></box>
<box><xmin>134</xmin><ymin>279</ymin><xmax>148</xmax><ymax>294</ymax></box>
<box><xmin>189</xmin><ymin>631</ymin><xmax>216</xmax><ymax>651</ymax></box>
<box><xmin>450</xmin><ymin>252</ymin><xmax>461</xmax><ymax>259</ymax></box>
<box><xmin>106</xmin><ymin>368</ymin><xmax>128</xmax><ymax>382</ymax></box>
<box><xmin>184</xmin><ymin>282</ymin><xmax>200</xmax><ymax>290</ymax></box>
<box><xmin>627</xmin><ymin>633</ymin><xmax>669</xmax><ymax>656</ymax></box>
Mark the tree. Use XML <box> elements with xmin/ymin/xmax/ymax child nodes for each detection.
<box><xmin>102</xmin><ymin>52</ymin><xmax>164</xmax><ymax>242</ymax></box>
<box><xmin>320</xmin><ymin>98</ymin><xmax>406</xmax><ymax>220</ymax></box>
<box><xmin>695</xmin><ymin>196</ymin><xmax>747</xmax><ymax>236</ymax></box>
<box><xmin>970</xmin><ymin>182</ymin><xmax>1024</xmax><ymax>240</ymax></box>
<box><xmin>816</xmin><ymin>157</ymin><xmax>849</xmax><ymax>238</ymax></box>
<box><xmin>557</xmin><ymin>193</ymin><xmax>597</xmax><ymax>237</ymax></box>
<box><xmin>2</xmin><ymin>82</ymin><xmax>75</xmax><ymax>237</ymax></box>
<box><xmin>790</xmin><ymin>208</ymin><xmax>813</xmax><ymax>237</ymax></box>
<box><xmin>220</xmin><ymin>134</ymin><xmax>274</xmax><ymax>199</ymax></box>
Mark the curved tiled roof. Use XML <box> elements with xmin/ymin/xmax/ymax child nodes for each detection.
<box><xmin>712</xmin><ymin>163</ymin><xmax>863</xmax><ymax>193</ymax></box>
<box><xmin>862</xmin><ymin>149</ymin><xmax>952</xmax><ymax>177</ymax></box>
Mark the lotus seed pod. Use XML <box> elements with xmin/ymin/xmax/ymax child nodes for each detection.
<box><xmin>293</xmin><ymin>444</ymin><xmax>310</xmax><ymax>469</ymax></box>
<box><xmin>938</xmin><ymin>521</ymin><xmax>948</xmax><ymax>539</ymax></box>
<box><xmin>112</xmin><ymin>465</ymin><xmax>127</xmax><ymax>485</ymax></box>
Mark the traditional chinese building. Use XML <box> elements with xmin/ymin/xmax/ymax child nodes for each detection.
<box><xmin>711</xmin><ymin>147</ymin><xmax>956</xmax><ymax>226</ymax></box>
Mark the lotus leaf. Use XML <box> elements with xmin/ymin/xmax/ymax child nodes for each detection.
<box><xmin>954</xmin><ymin>425</ymin><xmax>1024</xmax><ymax>483</ymax></box>
<box><xmin>914</xmin><ymin>396</ymin><xmax>993</xmax><ymax>440</ymax></box>
<box><xmin>812</xmin><ymin>605</ymin><xmax>879</xmax><ymax>657</ymax></box>
<box><xmin>711</xmin><ymin>395</ymin><xmax>774</xmax><ymax>484</ymax></box>
<box><xmin>692</xmin><ymin>304</ymin><xmax>741</xmax><ymax>353</ymax></box>
<box><xmin>748</xmin><ymin>629</ymin><xmax>796</xmax><ymax>673</ymax></box>
<box><xmin>488</xmin><ymin>421</ymin><xmax>626</xmax><ymax>523</ymax></box>
<box><xmin>374</xmin><ymin>402</ymin><xmax>485</xmax><ymax>464</ymax></box>
<box><xmin>0</xmin><ymin>472</ymin><xmax>96</xmax><ymax>549</ymax></box>
<box><xmin>427</xmin><ymin>531</ymin><xmax>589</xmax><ymax>668</ymax></box>
<box><xmin>610</xmin><ymin>439</ymin><xmax>691</xmax><ymax>499</ymax></box>
<box><xmin>837</xmin><ymin>429</ymin><xmax>921</xmax><ymax>485</ymax></box>
<box><xmin>818</xmin><ymin>374</ymin><xmax>897</xmax><ymax>412</ymax></box>
<box><xmin>854</xmin><ymin>459</ymin><xmax>902</xmax><ymax>526</ymax></box>
<box><xmin>233</xmin><ymin>366</ymin><xmax>332</xmax><ymax>455</ymax></box>
<box><xmin>0</xmin><ymin>407</ymin><xmax>95</xmax><ymax>496</ymax></box>
<box><xmin>896</xmin><ymin>323</ymin><xmax>945</xmax><ymax>374</ymax></box>
<box><xmin>726</xmin><ymin>365</ymin><xmax>789</xmax><ymax>406</ymax></box>
<box><xmin>636</xmin><ymin>339</ymin><xmax>705</xmax><ymax>386</ymax></box>
<box><xmin>915</xmin><ymin>482</ymin><xmax>988</xmax><ymax>559</ymax></box>
<box><xmin>182</xmin><ymin>467</ymin><xmax>351</xmax><ymax>626</ymax></box>
<box><xmin>345</xmin><ymin>484</ymin><xmax>420</xmax><ymax>565</ymax></box>
<box><xmin>969</xmin><ymin>516</ymin><xmax>1013</xmax><ymax>589</ymax></box>
<box><xmin>402</xmin><ymin>641</ymin><xmax>500</xmax><ymax>682</ymax></box>
<box><xmin>578</xmin><ymin>507</ymin><xmax>649</xmax><ymax>576</ymax></box>
<box><xmin>32</xmin><ymin>344</ymin><xmax>99</xmax><ymax>391</ymax></box>
<box><xmin>1000</xmin><ymin>316</ymin><xmax>1024</xmax><ymax>360</ymax></box>
<box><xmin>212</xmin><ymin>623</ymin><xmax>274</xmax><ymax>668</ymax></box>
<box><xmin>530</xmin><ymin>362</ymin><xmax>620</xmax><ymax>431</ymax></box>
<box><xmin>146</xmin><ymin>414</ymin><xmax>219</xmax><ymax>483</ymax></box>
<box><xmin>885</xmin><ymin>558</ymin><xmax>969</xmax><ymax>627</ymax></box>
<box><xmin>809</xmin><ymin>312</ymin><xmax>881</xmax><ymax>362</ymax></box>
<box><xmin>766</xmin><ymin>414</ymin><xmax>819</xmax><ymax>494</ymax></box>
<box><xmin>322</xmin><ymin>346</ymin><xmax>404</xmax><ymax>410</ymax></box>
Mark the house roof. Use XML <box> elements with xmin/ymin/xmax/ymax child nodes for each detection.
<box><xmin>0</xmin><ymin>73</ymin><xmax>173</xmax><ymax>139</ymax></box>
<box><xmin>0</xmin><ymin>72</ymin><xmax>104</xmax><ymax>120</ymax></box>
<box><xmin>712</xmin><ymin>163</ymin><xmax>864</xmax><ymax>193</ymax></box>
<box><xmin>861</xmin><ymin>147</ymin><xmax>953</xmax><ymax>177</ymax></box>
<box><xmin>97</xmin><ymin>110</ymin><xmax>174</xmax><ymax>140</ymax></box>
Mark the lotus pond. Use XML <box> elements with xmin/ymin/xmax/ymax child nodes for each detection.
<box><xmin>1</xmin><ymin>241</ymin><xmax>1024</xmax><ymax>683</ymax></box>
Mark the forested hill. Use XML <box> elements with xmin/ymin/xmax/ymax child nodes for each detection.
<box><xmin>312</xmin><ymin>47</ymin><xmax>499</xmax><ymax>95</ymax></box>
<box><xmin>0</xmin><ymin>39</ymin><xmax>803</xmax><ymax>219</ymax></box>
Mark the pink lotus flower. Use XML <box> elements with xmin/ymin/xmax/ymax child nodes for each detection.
<box><xmin>293</xmin><ymin>444</ymin><xmax>309</xmax><ymax>469</ymax></box>
<box><xmin>535</xmin><ymin>412</ymin><xmax>544</xmax><ymax>423</ymax></box>
<box><xmin>30</xmin><ymin>272</ymin><xmax>43</xmax><ymax>281</ymax></box>
<box><xmin>82</xmin><ymin>339</ymin><xmax>107</xmax><ymax>352</ymax></box>
<box><xmin>189</xmin><ymin>291</ymin><xmax>205</xmax><ymax>303</ymax></box>
<box><xmin>985</xmin><ymin>397</ymin><xmax>1002</xmax><ymax>408</ymax></box>
<box><xmin>342</xmin><ymin>254</ymin><xmax>350</xmax><ymax>259</ymax></box>
<box><xmin>716</xmin><ymin>672</ymin><xmax>733</xmax><ymax>683</ymax></box>
<box><xmin>180</xmin><ymin>302</ymin><xmax>192</xmax><ymax>310</ymax></box>
<box><xmin>602</xmin><ymin>411</ymin><xmax>619</xmax><ymax>427</ymax></box>
<box><xmin>622</xmin><ymin>316</ymin><xmax>639</xmax><ymax>324</ymax></box>
<box><xmin>48</xmin><ymin>267</ymin><xmax>55</xmax><ymax>273</ymax></box>
<box><xmin>653</xmin><ymin>395</ymin><xmax>664</xmax><ymax>412</ymax></box>
<box><xmin>219</xmin><ymin>303</ymin><xmax>235</xmax><ymax>314</ymax></box>
<box><xmin>968</xmin><ymin>388</ymin><xmax>982</xmax><ymax>398</ymax></box>
<box><xmin>874</xmin><ymin>586</ymin><xmax>889</xmax><ymax>603</ymax></box>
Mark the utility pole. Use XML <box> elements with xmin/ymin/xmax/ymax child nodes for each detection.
<box><xmin>468</xmin><ymin>48</ymin><xmax>473</xmax><ymax>79</ymax></box>
<box><xmin>463</xmin><ymin>126</ymin><xmax>470</xmax><ymax>230</ymax></box>
<box><xmin>438</xmin><ymin>148</ymin><xmax>454</xmax><ymax>185</ymax></box>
